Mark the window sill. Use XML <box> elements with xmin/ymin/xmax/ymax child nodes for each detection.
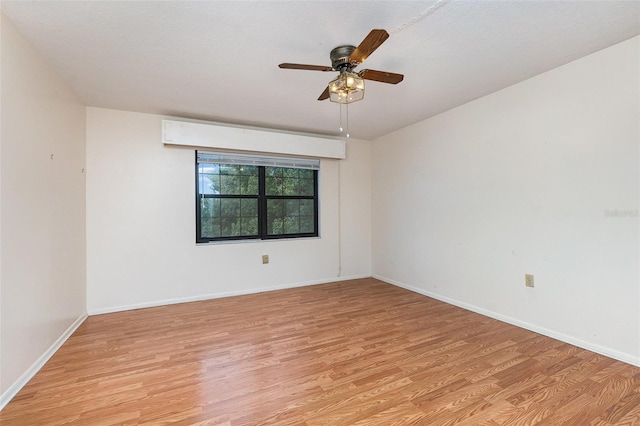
<box><xmin>196</xmin><ymin>236</ymin><xmax>321</xmax><ymax>246</ymax></box>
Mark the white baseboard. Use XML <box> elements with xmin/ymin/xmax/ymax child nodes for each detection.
<box><xmin>373</xmin><ymin>274</ymin><xmax>640</xmax><ymax>368</ymax></box>
<box><xmin>88</xmin><ymin>274</ymin><xmax>370</xmax><ymax>316</ymax></box>
<box><xmin>0</xmin><ymin>313</ymin><xmax>88</xmax><ymax>411</ymax></box>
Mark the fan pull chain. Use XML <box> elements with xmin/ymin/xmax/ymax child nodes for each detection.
<box><xmin>346</xmin><ymin>102</ymin><xmax>350</xmax><ymax>138</ymax></box>
<box><xmin>338</xmin><ymin>102</ymin><xmax>350</xmax><ymax>138</ymax></box>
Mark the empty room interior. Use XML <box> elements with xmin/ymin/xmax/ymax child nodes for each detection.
<box><xmin>1</xmin><ymin>1</ymin><xmax>639</xmax><ymax>424</ymax></box>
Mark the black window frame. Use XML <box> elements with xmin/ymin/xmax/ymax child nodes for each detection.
<box><xmin>195</xmin><ymin>151</ymin><xmax>319</xmax><ymax>243</ymax></box>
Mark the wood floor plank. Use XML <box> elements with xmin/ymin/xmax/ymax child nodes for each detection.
<box><xmin>1</xmin><ymin>278</ymin><xmax>639</xmax><ymax>425</ymax></box>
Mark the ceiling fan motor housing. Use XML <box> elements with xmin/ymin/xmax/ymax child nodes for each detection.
<box><xmin>330</xmin><ymin>45</ymin><xmax>357</xmax><ymax>70</ymax></box>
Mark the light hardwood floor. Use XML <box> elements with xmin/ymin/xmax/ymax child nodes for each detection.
<box><xmin>2</xmin><ymin>278</ymin><xmax>639</xmax><ymax>425</ymax></box>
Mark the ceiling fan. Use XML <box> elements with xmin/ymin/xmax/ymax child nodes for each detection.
<box><xmin>279</xmin><ymin>29</ymin><xmax>404</xmax><ymax>104</ymax></box>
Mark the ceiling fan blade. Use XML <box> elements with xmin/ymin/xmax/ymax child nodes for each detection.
<box><xmin>279</xmin><ymin>63</ymin><xmax>334</xmax><ymax>71</ymax></box>
<box><xmin>349</xmin><ymin>29</ymin><xmax>389</xmax><ymax>64</ymax></box>
<box><xmin>318</xmin><ymin>86</ymin><xmax>330</xmax><ymax>101</ymax></box>
<box><xmin>359</xmin><ymin>69</ymin><xmax>404</xmax><ymax>84</ymax></box>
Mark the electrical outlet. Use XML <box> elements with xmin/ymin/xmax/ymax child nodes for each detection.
<box><xmin>525</xmin><ymin>274</ymin><xmax>534</xmax><ymax>288</ymax></box>
<box><xmin>262</xmin><ymin>255</ymin><xmax>269</xmax><ymax>264</ymax></box>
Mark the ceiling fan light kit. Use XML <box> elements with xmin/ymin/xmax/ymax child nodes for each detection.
<box><xmin>328</xmin><ymin>71</ymin><xmax>365</xmax><ymax>104</ymax></box>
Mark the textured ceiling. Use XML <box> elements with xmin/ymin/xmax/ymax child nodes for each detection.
<box><xmin>2</xmin><ymin>1</ymin><xmax>639</xmax><ymax>140</ymax></box>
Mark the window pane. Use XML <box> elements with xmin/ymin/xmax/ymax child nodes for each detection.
<box><xmin>199</xmin><ymin>174</ymin><xmax>220</xmax><ymax>195</ymax></box>
<box><xmin>299</xmin><ymin>199</ymin><xmax>313</xmax><ymax>216</ymax></box>
<box><xmin>265</xmin><ymin>176</ymin><xmax>283</xmax><ymax>195</ymax></box>
<box><xmin>283</xmin><ymin>178</ymin><xmax>299</xmax><ymax>195</ymax></box>
<box><xmin>219</xmin><ymin>164</ymin><xmax>239</xmax><ymax>175</ymax></box>
<box><xmin>268</xmin><ymin>218</ymin><xmax>284</xmax><ymax>235</ymax></box>
<box><xmin>200</xmin><ymin>198</ymin><xmax>214</xmax><ymax>218</ymax></box>
<box><xmin>220</xmin><ymin>217</ymin><xmax>238</xmax><ymax>237</ymax></box>
<box><xmin>240</xmin><ymin>198</ymin><xmax>258</xmax><ymax>217</ymax></box>
<box><xmin>241</xmin><ymin>217</ymin><xmax>258</xmax><ymax>235</ymax></box>
<box><xmin>284</xmin><ymin>168</ymin><xmax>298</xmax><ymax>178</ymax></box>
<box><xmin>240</xmin><ymin>176</ymin><xmax>258</xmax><ymax>195</ymax></box>
<box><xmin>220</xmin><ymin>198</ymin><xmax>240</xmax><ymax>217</ymax></box>
<box><xmin>201</xmin><ymin>217</ymin><xmax>221</xmax><ymax>238</ymax></box>
<box><xmin>267</xmin><ymin>199</ymin><xmax>284</xmax><ymax>235</ymax></box>
<box><xmin>219</xmin><ymin>175</ymin><xmax>240</xmax><ymax>194</ymax></box>
<box><xmin>300</xmin><ymin>215</ymin><xmax>314</xmax><ymax>233</ymax></box>
<box><xmin>267</xmin><ymin>199</ymin><xmax>283</xmax><ymax>218</ymax></box>
<box><xmin>298</xmin><ymin>169</ymin><xmax>313</xmax><ymax>179</ymax></box>
<box><xmin>299</xmin><ymin>178</ymin><xmax>314</xmax><ymax>196</ymax></box>
<box><xmin>267</xmin><ymin>167</ymin><xmax>284</xmax><ymax>177</ymax></box>
<box><xmin>285</xmin><ymin>199</ymin><xmax>300</xmax><ymax>216</ymax></box>
<box><xmin>239</xmin><ymin>165</ymin><xmax>257</xmax><ymax>176</ymax></box>
<box><xmin>284</xmin><ymin>216</ymin><xmax>299</xmax><ymax>234</ymax></box>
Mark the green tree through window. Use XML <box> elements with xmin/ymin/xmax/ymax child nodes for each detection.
<box><xmin>196</xmin><ymin>152</ymin><xmax>319</xmax><ymax>242</ymax></box>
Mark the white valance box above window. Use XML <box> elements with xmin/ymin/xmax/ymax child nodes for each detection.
<box><xmin>162</xmin><ymin>120</ymin><xmax>345</xmax><ymax>159</ymax></box>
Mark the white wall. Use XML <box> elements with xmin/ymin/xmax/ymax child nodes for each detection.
<box><xmin>372</xmin><ymin>36</ymin><xmax>640</xmax><ymax>365</ymax></box>
<box><xmin>0</xmin><ymin>13</ymin><xmax>87</xmax><ymax>403</ymax></box>
<box><xmin>86</xmin><ymin>108</ymin><xmax>371</xmax><ymax>313</ymax></box>
<box><xmin>339</xmin><ymin>138</ymin><xmax>372</xmax><ymax>277</ymax></box>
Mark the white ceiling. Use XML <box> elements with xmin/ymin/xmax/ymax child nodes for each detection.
<box><xmin>2</xmin><ymin>1</ymin><xmax>639</xmax><ymax>140</ymax></box>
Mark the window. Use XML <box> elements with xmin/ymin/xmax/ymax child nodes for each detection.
<box><xmin>196</xmin><ymin>151</ymin><xmax>319</xmax><ymax>243</ymax></box>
